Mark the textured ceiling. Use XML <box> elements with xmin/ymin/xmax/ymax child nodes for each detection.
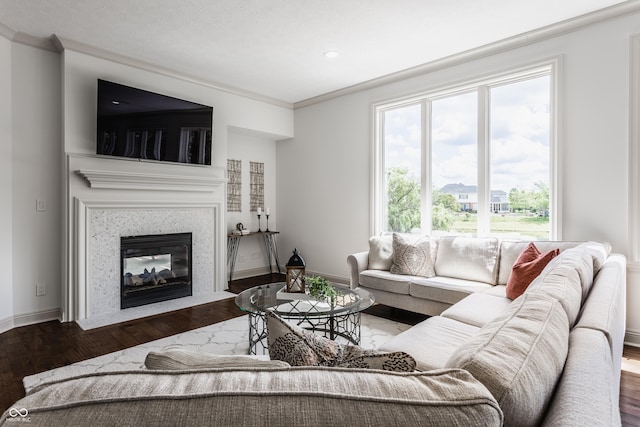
<box><xmin>0</xmin><ymin>0</ymin><xmax>632</xmax><ymax>104</ymax></box>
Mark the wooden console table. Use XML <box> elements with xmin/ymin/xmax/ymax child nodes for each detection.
<box><xmin>227</xmin><ymin>231</ymin><xmax>281</xmax><ymax>282</ymax></box>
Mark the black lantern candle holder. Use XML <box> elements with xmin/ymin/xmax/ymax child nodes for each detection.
<box><xmin>285</xmin><ymin>248</ymin><xmax>305</xmax><ymax>293</ymax></box>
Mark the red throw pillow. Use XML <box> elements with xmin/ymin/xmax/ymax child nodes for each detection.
<box><xmin>506</xmin><ymin>242</ymin><xmax>560</xmax><ymax>300</ymax></box>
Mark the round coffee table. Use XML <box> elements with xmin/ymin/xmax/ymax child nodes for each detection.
<box><xmin>235</xmin><ymin>283</ymin><xmax>375</xmax><ymax>355</ymax></box>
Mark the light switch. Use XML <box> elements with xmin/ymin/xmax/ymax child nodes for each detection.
<box><xmin>36</xmin><ymin>283</ymin><xmax>46</xmax><ymax>296</ymax></box>
<box><xmin>36</xmin><ymin>200</ymin><xmax>46</xmax><ymax>212</ymax></box>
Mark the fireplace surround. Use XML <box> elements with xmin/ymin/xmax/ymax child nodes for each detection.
<box><xmin>65</xmin><ymin>153</ymin><xmax>227</xmax><ymax>323</ymax></box>
<box><xmin>120</xmin><ymin>232</ymin><xmax>193</xmax><ymax>309</ymax></box>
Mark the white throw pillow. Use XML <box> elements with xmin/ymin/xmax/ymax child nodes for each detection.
<box><xmin>368</xmin><ymin>235</ymin><xmax>394</xmax><ymax>270</ymax></box>
<box><xmin>435</xmin><ymin>236</ymin><xmax>500</xmax><ymax>285</ymax></box>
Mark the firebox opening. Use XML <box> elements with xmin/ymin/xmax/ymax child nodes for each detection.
<box><xmin>120</xmin><ymin>232</ymin><xmax>192</xmax><ymax>309</ymax></box>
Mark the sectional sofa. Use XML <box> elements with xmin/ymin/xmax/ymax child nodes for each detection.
<box><xmin>348</xmin><ymin>235</ymin><xmax>626</xmax><ymax>426</ymax></box>
<box><xmin>0</xmin><ymin>236</ymin><xmax>625</xmax><ymax>426</ymax></box>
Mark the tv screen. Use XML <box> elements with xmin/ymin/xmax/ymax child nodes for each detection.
<box><xmin>96</xmin><ymin>79</ymin><xmax>213</xmax><ymax>165</ymax></box>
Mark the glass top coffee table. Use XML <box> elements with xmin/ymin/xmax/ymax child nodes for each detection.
<box><xmin>235</xmin><ymin>283</ymin><xmax>375</xmax><ymax>355</ymax></box>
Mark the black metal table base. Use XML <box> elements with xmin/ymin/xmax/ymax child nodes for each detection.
<box><xmin>247</xmin><ymin>310</ymin><xmax>362</xmax><ymax>355</ymax></box>
<box><xmin>227</xmin><ymin>232</ymin><xmax>281</xmax><ymax>282</ymax></box>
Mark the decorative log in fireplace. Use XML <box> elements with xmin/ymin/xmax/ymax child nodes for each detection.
<box><xmin>120</xmin><ymin>232</ymin><xmax>192</xmax><ymax>309</ymax></box>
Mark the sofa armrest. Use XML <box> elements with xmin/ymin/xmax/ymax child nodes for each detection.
<box><xmin>347</xmin><ymin>251</ymin><xmax>369</xmax><ymax>289</ymax></box>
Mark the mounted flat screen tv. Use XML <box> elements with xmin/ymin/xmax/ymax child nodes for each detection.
<box><xmin>97</xmin><ymin>79</ymin><xmax>213</xmax><ymax>165</ymax></box>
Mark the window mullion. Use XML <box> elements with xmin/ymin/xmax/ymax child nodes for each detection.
<box><xmin>422</xmin><ymin>99</ymin><xmax>432</xmax><ymax>234</ymax></box>
<box><xmin>477</xmin><ymin>86</ymin><xmax>490</xmax><ymax>237</ymax></box>
<box><xmin>372</xmin><ymin>105</ymin><xmax>385</xmax><ymax>236</ymax></box>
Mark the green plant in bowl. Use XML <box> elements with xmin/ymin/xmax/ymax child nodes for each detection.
<box><xmin>305</xmin><ymin>276</ymin><xmax>337</xmax><ymax>301</ymax></box>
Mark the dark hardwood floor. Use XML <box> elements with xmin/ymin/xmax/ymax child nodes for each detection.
<box><xmin>1</xmin><ymin>274</ymin><xmax>638</xmax><ymax>426</ymax></box>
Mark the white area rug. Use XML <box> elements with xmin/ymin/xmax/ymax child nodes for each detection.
<box><xmin>76</xmin><ymin>291</ymin><xmax>237</xmax><ymax>330</ymax></box>
<box><xmin>23</xmin><ymin>313</ymin><xmax>411</xmax><ymax>393</ymax></box>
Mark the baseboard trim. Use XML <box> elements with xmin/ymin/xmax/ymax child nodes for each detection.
<box><xmin>304</xmin><ymin>271</ymin><xmax>349</xmax><ymax>286</ymax></box>
<box><xmin>230</xmin><ymin>266</ymin><xmax>283</xmax><ymax>281</ymax></box>
<box><xmin>11</xmin><ymin>309</ymin><xmax>61</xmax><ymax>330</ymax></box>
<box><xmin>625</xmin><ymin>329</ymin><xmax>640</xmax><ymax>348</ymax></box>
<box><xmin>0</xmin><ymin>309</ymin><xmax>62</xmax><ymax>334</ymax></box>
<box><xmin>0</xmin><ymin>315</ymin><xmax>14</xmax><ymax>334</ymax></box>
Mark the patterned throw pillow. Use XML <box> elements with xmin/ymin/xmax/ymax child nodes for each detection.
<box><xmin>265</xmin><ymin>311</ymin><xmax>416</xmax><ymax>371</ymax></box>
<box><xmin>337</xmin><ymin>345</ymin><xmax>417</xmax><ymax>371</ymax></box>
<box><xmin>390</xmin><ymin>233</ymin><xmax>435</xmax><ymax>277</ymax></box>
<box><xmin>266</xmin><ymin>310</ymin><xmax>343</xmax><ymax>366</ymax></box>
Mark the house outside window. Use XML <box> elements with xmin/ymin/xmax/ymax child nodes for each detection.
<box><xmin>374</xmin><ymin>61</ymin><xmax>558</xmax><ymax>240</ymax></box>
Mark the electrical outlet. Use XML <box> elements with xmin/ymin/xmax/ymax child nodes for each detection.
<box><xmin>238</xmin><ymin>255</ymin><xmax>246</xmax><ymax>262</ymax></box>
<box><xmin>36</xmin><ymin>283</ymin><xmax>46</xmax><ymax>296</ymax></box>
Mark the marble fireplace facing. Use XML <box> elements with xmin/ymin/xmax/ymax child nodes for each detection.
<box><xmin>66</xmin><ymin>153</ymin><xmax>227</xmax><ymax>325</ymax></box>
<box><xmin>87</xmin><ymin>206</ymin><xmax>215</xmax><ymax>318</ymax></box>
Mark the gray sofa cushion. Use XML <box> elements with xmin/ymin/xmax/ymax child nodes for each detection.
<box><xmin>2</xmin><ymin>368</ymin><xmax>503</xmax><ymax>426</ymax></box>
<box><xmin>144</xmin><ymin>348</ymin><xmax>289</xmax><ymax>370</ymax></box>
<box><xmin>360</xmin><ymin>269</ymin><xmax>413</xmax><ymax>294</ymax></box>
<box><xmin>446</xmin><ymin>293</ymin><xmax>569</xmax><ymax>427</ymax></box>
<box><xmin>434</xmin><ymin>236</ymin><xmax>500</xmax><ymax>285</ymax></box>
<box><xmin>483</xmin><ymin>284</ymin><xmax>507</xmax><ymax>297</ymax></box>
<box><xmin>410</xmin><ymin>276</ymin><xmax>493</xmax><ymax>305</ymax></box>
<box><xmin>381</xmin><ymin>316</ymin><xmax>479</xmax><ymax>371</ymax></box>
<box><xmin>440</xmin><ymin>292</ymin><xmax>512</xmax><ymax>327</ymax></box>
<box><xmin>525</xmin><ymin>246</ymin><xmax>593</xmax><ymax>326</ymax></box>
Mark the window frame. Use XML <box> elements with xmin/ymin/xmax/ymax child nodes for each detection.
<box><xmin>371</xmin><ymin>58</ymin><xmax>561</xmax><ymax>239</ymax></box>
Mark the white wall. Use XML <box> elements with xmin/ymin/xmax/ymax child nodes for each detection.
<box><xmin>3</xmin><ymin>10</ymin><xmax>639</xmax><ymax>338</ymax></box>
<box><xmin>10</xmin><ymin>43</ymin><xmax>62</xmax><ymax>325</ymax></box>
<box><xmin>59</xmin><ymin>49</ymin><xmax>293</xmax><ymax>320</ymax></box>
<box><xmin>227</xmin><ymin>127</ymin><xmax>279</xmax><ymax>278</ymax></box>
<box><xmin>277</xmin><ymin>11</ymin><xmax>640</xmax><ymax>340</ymax></box>
<box><xmin>0</xmin><ymin>35</ymin><xmax>13</xmax><ymax>330</ymax></box>
<box><xmin>277</xmin><ymin>94</ymin><xmax>371</xmax><ymax>279</ymax></box>
<box><xmin>60</xmin><ymin>50</ymin><xmax>293</xmax><ymax>166</ymax></box>
<box><xmin>0</xmin><ymin>38</ymin><xmax>293</xmax><ymax>327</ymax></box>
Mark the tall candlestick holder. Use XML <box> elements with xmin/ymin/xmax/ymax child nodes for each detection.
<box><xmin>257</xmin><ymin>214</ymin><xmax>262</xmax><ymax>232</ymax></box>
<box><xmin>265</xmin><ymin>214</ymin><xmax>270</xmax><ymax>232</ymax></box>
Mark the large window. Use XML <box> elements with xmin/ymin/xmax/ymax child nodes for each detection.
<box><xmin>375</xmin><ymin>63</ymin><xmax>556</xmax><ymax>240</ymax></box>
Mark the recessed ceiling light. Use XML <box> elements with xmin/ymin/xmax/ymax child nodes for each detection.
<box><xmin>323</xmin><ymin>50</ymin><xmax>339</xmax><ymax>59</ymax></box>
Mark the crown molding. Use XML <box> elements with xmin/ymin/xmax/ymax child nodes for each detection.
<box><xmin>51</xmin><ymin>35</ymin><xmax>293</xmax><ymax>110</ymax></box>
<box><xmin>294</xmin><ymin>0</ymin><xmax>640</xmax><ymax>109</ymax></box>
<box><xmin>14</xmin><ymin>32</ymin><xmax>58</xmax><ymax>52</ymax></box>
<box><xmin>3</xmin><ymin>1</ymin><xmax>639</xmax><ymax>109</ymax></box>
<box><xmin>0</xmin><ymin>22</ymin><xmax>15</xmax><ymax>41</ymax></box>
<box><xmin>1</xmin><ymin>22</ymin><xmax>292</xmax><ymax>108</ymax></box>
<box><xmin>0</xmin><ymin>21</ymin><xmax>57</xmax><ymax>51</ymax></box>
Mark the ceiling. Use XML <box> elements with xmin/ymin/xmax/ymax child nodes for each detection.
<box><xmin>0</xmin><ymin>0</ymin><xmax>633</xmax><ymax>105</ymax></box>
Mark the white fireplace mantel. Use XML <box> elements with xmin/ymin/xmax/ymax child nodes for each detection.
<box><xmin>76</xmin><ymin>169</ymin><xmax>226</xmax><ymax>192</ymax></box>
<box><xmin>64</xmin><ymin>154</ymin><xmax>227</xmax><ymax>323</ymax></box>
<box><xmin>71</xmin><ymin>198</ymin><xmax>225</xmax><ymax>321</ymax></box>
